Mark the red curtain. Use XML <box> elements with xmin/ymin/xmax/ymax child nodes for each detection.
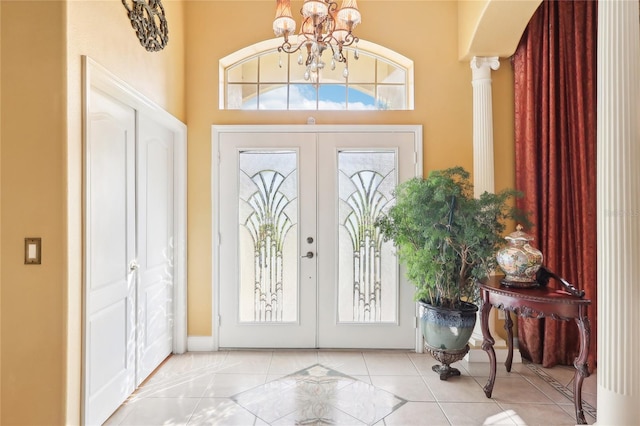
<box><xmin>513</xmin><ymin>0</ymin><xmax>597</xmax><ymax>371</ymax></box>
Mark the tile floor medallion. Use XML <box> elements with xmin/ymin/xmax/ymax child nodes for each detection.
<box><xmin>231</xmin><ymin>364</ymin><xmax>407</xmax><ymax>425</ymax></box>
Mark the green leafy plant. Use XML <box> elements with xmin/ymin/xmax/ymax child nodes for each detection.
<box><xmin>376</xmin><ymin>167</ymin><xmax>528</xmax><ymax>309</ymax></box>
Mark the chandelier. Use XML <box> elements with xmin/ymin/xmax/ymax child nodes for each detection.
<box><xmin>273</xmin><ymin>0</ymin><xmax>362</xmax><ymax>82</ymax></box>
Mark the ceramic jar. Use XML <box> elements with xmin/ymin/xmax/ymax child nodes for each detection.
<box><xmin>496</xmin><ymin>225</ymin><xmax>543</xmax><ymax>287</ymax></box>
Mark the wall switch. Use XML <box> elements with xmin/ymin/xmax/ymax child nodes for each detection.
<box><xmin>24</xmin><ymin>238</ymin><xmax>41</xmax><ymax>264</ymax></box>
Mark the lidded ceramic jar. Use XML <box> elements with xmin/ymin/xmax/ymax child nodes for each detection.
<box><xmin>496</xmin><ymin>225</ymin><xmax>543</xmax><ymax>287</ymax></box>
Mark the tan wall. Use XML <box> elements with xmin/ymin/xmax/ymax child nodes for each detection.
<box><xmin>1</xmin><ymin>0</ymin><xmax>185</xmax><ymax>424</ymax></box>
<box><xmin>0</xmin><ymin>0</ymin><xmax>3</xmax><ymax>421</ymax></box>
<box><xmin>184</xmin><ymin>0</ymin><xmax>516</xmax><ymax>336</ymax></box>
<box><xmin>1</xmin><ymin>2</ymin><xmax>66</xmax><ymax>424</ymax></box>
<box><xmin>458</xmin><ymin>0</ymin><xmax>542</xmax><ymax>60</ymax></box>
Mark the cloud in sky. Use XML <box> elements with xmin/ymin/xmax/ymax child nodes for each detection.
<box><xmin>244</xmin><ymin>85</ymin><xmax>377</xmax><ymax>111</ymax></box>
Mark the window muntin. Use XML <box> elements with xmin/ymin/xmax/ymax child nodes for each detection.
<box><xmin>221</xmin><ymin>39</ymin><xmax>413</xmax><ymax>111</ymax></box>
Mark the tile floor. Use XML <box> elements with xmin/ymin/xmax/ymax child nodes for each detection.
<box><xmin>104</xmin><ymin>350</ymin><xmax>597</xmax><ymax>426</ymax></box>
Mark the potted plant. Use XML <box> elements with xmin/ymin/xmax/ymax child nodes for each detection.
<box><xmin>376</xmin><ymin>167</ymin><xmax>527</xmax><ymax>379</ymax></box>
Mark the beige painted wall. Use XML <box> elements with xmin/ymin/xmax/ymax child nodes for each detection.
<box><xmin>0</xmin><ymin>0</ymin><xmax>3</xmax><ymax>421</ymax></box>
<box><xmin>458</xmin><ymin>0</ymin><xmax>542</xmax><ymax>60</ymax></box>
<box><xmin>1</xmin><ymin>0</ymin><xmax>185</xmax><ymax>424</ymax></box>
<box><xmin>1</xmin><ymin>2</ymin><xmax>66</xmax><ymax>424</ymax></box>
<box><xmin>184</xmin><ymin>0</ymin><xmax>517</xmax><ymax>336</ymax></box>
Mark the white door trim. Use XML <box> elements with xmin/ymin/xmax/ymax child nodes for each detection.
<box><xmin>211</xmin><ymin>124</ymin><xmax>423</xmax><ymax>351</ymax></box>
<box><xmin>82</xmin><ymin>56</ymin><xmax>187</xmax><ymax>421</ymax></box>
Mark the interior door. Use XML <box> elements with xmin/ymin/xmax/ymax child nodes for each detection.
<box><xmin>84</xmin><ymin>89</ymin><xmax>137</xmax><ymax>425</ymax></box>
<box><xmin>135</xmin><ymin>114</ymin><xmax>174</xmax><ymax>384</ymax></box>
<box><xmin>215</xmin><ymin>126</ymin><xmax>419</xmax><ymax>349</ymax></box>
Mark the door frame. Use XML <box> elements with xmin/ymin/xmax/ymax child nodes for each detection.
<box><xmin>211</xmin><ymin>124</ymin><xmax>423</xmax><ymax>351</ymax></box>
<box><xmin>82</xmin><ymin>57</ymin><xmax>188</xmax><ymax>420</ymax></box>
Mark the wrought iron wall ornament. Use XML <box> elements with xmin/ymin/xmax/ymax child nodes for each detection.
<box><xmin>122</xmin><ymin>0</ymin><xmax>169</xmax><ymax>52</ymax></box>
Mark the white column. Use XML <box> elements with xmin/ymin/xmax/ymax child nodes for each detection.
<box><xmin>465</xmin><ymin>56</ymin><xmax>518</xmax><ymax>362</ymax></box>
<box><xmin>597</xmin><ymin>0</ymin><xmax>640</xmax><ymax>423</ymax></box>
<box><xmin>470</xmin><ymin>56</ymin><xmax>499</xmax><ymax>197</ymax></box>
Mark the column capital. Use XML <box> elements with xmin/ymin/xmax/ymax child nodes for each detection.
<box><xmin>471</xmin><ymin>56</ymin><xmax>500</xmax><ymax>81</ymax></box>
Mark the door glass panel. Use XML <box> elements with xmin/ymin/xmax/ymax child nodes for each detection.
<box><xmin>337</xmin><ymin>150</ymin><xmax>398</xmax><ymax>323</ymax></box>
<box><xmin>238</xmin><ymin>151</ymin><xmax>298</xmax><ymax>322</ymax></box>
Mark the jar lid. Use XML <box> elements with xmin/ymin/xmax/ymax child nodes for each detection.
<box><xmin>505</xmin><ymin>224</ymin><xmax>534</xmax><ymax>242</ymax></box>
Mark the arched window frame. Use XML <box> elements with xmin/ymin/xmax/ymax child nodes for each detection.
<box><xmin>219</xmin><ymin>38</ymin><xmax>414</xmax><ymax>111</ymax></box>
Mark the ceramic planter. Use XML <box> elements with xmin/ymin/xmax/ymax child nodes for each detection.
<box><xmin>419</xmin><ymin>300</ymin><xmax>478</xmax><ymax>351</ymax></box>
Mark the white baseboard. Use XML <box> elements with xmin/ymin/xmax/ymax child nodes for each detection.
<box><xmin>465</xmin><ymin>338</ymin><xmax>522</xmax><ymax>363</ymax></box>
<box><xmin>187</xmin><ymin>336</ymin><xmax>216</xmax><ymax>352</ymax></box>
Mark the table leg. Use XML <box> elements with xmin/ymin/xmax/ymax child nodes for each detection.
<box><xmin>573</xmin><ymin>310</ymin><xmax>591</xmax><ymax>425</ymax></box>
<box><xmin>504</xmin><ymin>310</ymin><xmax>513</xmax><ymax>372</ymax></box>
<box><xmin>480</xmin><ymin>295</ymin><xmax>496</xmax><ymax>398</ymax></box>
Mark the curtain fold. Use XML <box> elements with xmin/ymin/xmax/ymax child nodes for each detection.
<box><xmin>513</xmin><ymin>0</ymin><xmax>597</xmax><ymax>372</ymax></box>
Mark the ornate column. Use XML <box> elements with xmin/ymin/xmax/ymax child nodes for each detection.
<box><xmin>597</xmin><ymin>0</ymin><xmax>640</xmax><ymax>423</ymax></box>
<box><xmin>465</xmin><ymin>56</ymin><xmax>517</xmax><ymax>362</ymax></box>
<box><xmin>471</xmin><ymin>56</ymin><xmax>499</xmax><ymax>197</ymax></box>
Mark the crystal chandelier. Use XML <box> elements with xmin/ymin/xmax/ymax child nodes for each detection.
<box><xmin>273</xmin><ymin>0</ymin><xmax>362</xmax><ymax>82</ymax></box>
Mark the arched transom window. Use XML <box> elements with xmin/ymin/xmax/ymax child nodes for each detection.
<box><xmin>220</xmin><ymin>39</ymin><xmax>414</xmax><ymax>111</ymax></box>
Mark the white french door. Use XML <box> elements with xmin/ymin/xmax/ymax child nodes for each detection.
<box><xmin>316</xmin><ymin>132</ymin><xmax>418</xmax><ymax>348</ymax></box>
<box><xmin>214</xmin><ymin>125</ymin><xmax>421</xmax><ymax>349</ymax></box>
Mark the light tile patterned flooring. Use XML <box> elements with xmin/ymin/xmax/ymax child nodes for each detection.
<box><xmin>104</xmin><ymin>350</ymin><xmax>597</xmax><ymax>425</ymax></box>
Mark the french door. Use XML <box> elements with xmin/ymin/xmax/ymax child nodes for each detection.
<box><xmin>214</xmin><ymin>125</ymin><xmax>421</xmax><ymax>349</ymax></box>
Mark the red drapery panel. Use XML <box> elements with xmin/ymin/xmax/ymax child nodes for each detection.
<box><xmin>513</xmin><ymin>0</ymin><xmax>597</xmax><ymax>371</ymax></box>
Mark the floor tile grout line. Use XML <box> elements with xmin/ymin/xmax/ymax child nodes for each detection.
<box><xmin>522</xmin><ymin>362</ymin><xmax>597</xmax><ymax>422</ymax></box>
<box><xmin>108</xmin><ymin>351</ymin><xmax>598</xmax><ymax>425</ymax></box>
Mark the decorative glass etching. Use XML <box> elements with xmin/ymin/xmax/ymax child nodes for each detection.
<box><xmin>239</xmin><ymin>151</ymin><xmax>298</xmax><ymax>322</ymax></box>
<box><xmin>338</xmin><ymin>151</ymin><xmax>398</xmax><ymax>322</ymax></box>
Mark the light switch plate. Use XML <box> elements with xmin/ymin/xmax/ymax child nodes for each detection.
<box><xmin>24</xmin><ymin>237</ymin><xmax>41</xmax><ymax>264</ymax></box>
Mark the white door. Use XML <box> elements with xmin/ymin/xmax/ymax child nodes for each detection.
<box><xmin>84</xmin><ymin>96</ymin><xmax>178</xmax><ymax>426</ymax></box>
<box><xmin>316</xmin><ymin>132</ymin><xmax>417</xmax><ymax>348</ymax></box>
<box><xmin>218</xmin><ymin>132</ymin><xmax>318</xmax><ymax>347</ymax></box>
<box><xmin>135</xmin><ymin>114</ymin><xmax>174</xmax><ymax>384</ymax></box>
<box><xmin>215</xmin><ymin>126</ymin><xmax>420</xmax><ymax>349</ymax></box>
<box><xmin>84</xmin><ymin>89</ymin><xmax>137</xmax><ymax>425</ymax></box>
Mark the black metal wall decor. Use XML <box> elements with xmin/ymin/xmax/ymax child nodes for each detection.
<box><xmin>122</xmin><ymin>0</ymin><xmax>169</xmax><ymax>52</ymax></box>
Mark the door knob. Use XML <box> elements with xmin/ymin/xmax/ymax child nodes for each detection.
<box><xmin>301</xmin><ymin>251</ymin><xmax>314</xmax><ymax>259</ymax></box>
<box><xmin>129</xmin><ymin>259</ymin><xmax>139</xmax><ymax>271</ymax></box>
